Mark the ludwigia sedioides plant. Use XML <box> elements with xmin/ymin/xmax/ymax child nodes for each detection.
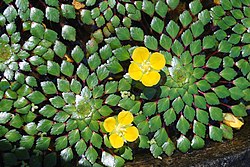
<box><xmin>0</xmin><ymin>0</ymin><xmax>249</xmax><ymax>166</ymax></box>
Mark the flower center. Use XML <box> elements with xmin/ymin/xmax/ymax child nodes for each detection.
<box><xmin>114</xmin><ymin>124</ymin><xmax>127</xmax><ymax>137</ymax></box>
<box><xmin>140</xmin><ymin>60</ymin><xmax>151</xmax><ymax>74</ymax></box>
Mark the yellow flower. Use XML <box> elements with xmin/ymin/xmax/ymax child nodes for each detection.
<box><xmin>223</xmin><ymin>113</ymin><xmax>244</xmax><ymax>129</ymax></box>
<box><xmin>128</xmin><ymin>47</ymin><xmax>166</xmax><ymax>87</ymax></box>
<box><xmin>103</xmin><ymin>111</ymin><xmax>139</xmax><ymax>148</ymax></box>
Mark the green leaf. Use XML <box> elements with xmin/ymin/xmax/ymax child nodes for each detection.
<box><xmin>53</xmin><ymin>41</ymin><xmax>66</xmax><ymax>58</ymax></box>
<box><xmin>162</xmin><ymin>138</ymin><xmax>175</xmax><ymax>156</ymax></box>
<box><xmin>77</xmin><ymin>64</ymin><xmax>89</xmax><ymax>81</ymax></box>
<box><xmin>183</xmin><ymin>105</ymin><xmax>195</xmax><ymax>122</ymax></box>
<box><xmin>3</xmin><ymin>5</ymin><xmax>17</xmax><ymax>22</ymax></box>
<box><xmin>206</xmin><ymin>56</ymin><xmax>221</xmax><ymax>69</ymax></box>
<box><xmin>231</xmin><ymin>103</ymin><xmax>247</xmax><ymax>117</ymax></box>
<box><xmin>155</xmin><ymin>1</ymin><xmax>168</xmax><ymax>18</ymax></box>
<box><xmin>209</xmin><ymin>107</ymin><xmax>223</xmax><ymax>121</ymax></box>
<box><xmin>113</xmin><ymin>47</ymin><xmax>130</xmax><ymax>61</ymax></box>
<box><xmin>85</xmin><ymin>146</ymin><xmax>98</xmax><ymax>164</ymax></box>
<box><xmin>157</xmin><ymin>98</ymin><xmax>170</xmax><ymax>113</ymax></box>
<box><xmin>194</xmin><ymin>95</ymin><xmax>206</xmax><ymax>109</ymax></box>
<box><xmin>139</xmin><ymin>135</ymin><xmax>150</xmax><ymax>148</ymax></box>
<box><xmin>179</xmin><ymin>11</ymin><xmax>192</xmax><ymax>27</ymax></box>
<box><xmin>36</xmin><ymin>137</ymin><xmax>51</xmax><ymax>150</ymax></box>
<box><xmin>212</xmin><ymin>85</ymin><xmax>230</xmax><ymax>98</ymax></box>
<box><xmin>75</xmin><ymin>139</ymin><xmax>87</xmax><ymax>156</ymax></box>
<box><xmin>163</xmin><ymin>108</ymin><xmax>176</xmax><ymax>126</ymax></box>
<box><xmin>47</xmin><ymin>60</ymin><xmax>60</xmax><ymax>76</ymax></box>
<box><xmin>193</xmin><ymin>55</ymin><xmax>205</xmax><ymax>67</ymax></box>
<box><xmin>37</xmin><ymin>119</ymin><xmax>53</xmax><ymax>132</ymax></box>
<box><xmin>144</xmin><ymin>35</ymin><xmax>158</xmax><ymax>51</ymax></box>
<box><xmin>233</xmin><ymin>77</ymin><xmax>250</xmax><ymax>90</ymax></box>
<box><xmin>196</xmin><ymin>80</ymin><xmax>211</xmax><ymax>92</ymax></box>
<box><xmin>191</xmin><ymin>21</ymin><xmax>204</xmax><ymax>38</ymax></box>
<box><xmin>176</xmin><ymin>115</ymin><xmax>190</xmax><ymax>135</ymax></box>
<box><xmin>154</xmin><ymin>128</ymin><xmax>168</xmax><ymax>146</ymax></box>
<box><xmin>27</xmin><ymin>91</ymin><xmax>46</xmax><ymax>104</ymax></box>
<box><xmin>205</xmin><ymin>71</ymin><xmax>220</xmax><ymax>83</ymax></box>
<box><xmin>41</xmin><ymin>81</ymin><xmax>57</xmax><ymax>94</ymax></box>
<box><xmin>142</xmin><ymin>0</ymin><xmax>154</xmax><ymax>16</ymax></box>
<box><xmin>90</xmin><ymin>132</ymin><xmax>102</xmax><ymax>148</ymax></box>
<box><xmin>50</xmin><ymin>96</ymin><xmax>65</xmax><ymax>108</ymax></box>
<box><xmin>45</xmin><ymin>7</ymin><xmax>59</xmax><ymax>23</ymax></box>
<box><xmin>190</xmin><ymin>40</ymin><xmax>202</xmax><ymax>55</ymax></box>
<box><xmin>71</xmin><ymin>45</ymin><xmax>84</xmax><ymax>63</ymax></box>
<box><xmin>220</xmin><ymin>124</ymin><xmax>233</xmax><ymax>140</ymax></box>
<box><xmin>121</xmin><ymin>147</ymin><xmax>133</xmax><ymax>160</ymax></box>
<box><xmin>171</xmin><ymin>40</ymin><xmax>184</xmax><ymax>56</ymax></box>
<box><xmin>30</xmin><ymin>7</ymin><xmax>44</xmax><ymax>23</ymax></box>
<box><xmin>137</xmin><ymin>120</ymin><xmax>150</xmax><ymax>135</ymax></box>
<box><xmin>220</xmin><ymin>67</ymin><xmax>237</xmax><ymax>81</ymax></box>
<box><xmin>51</xmin><ymin>123</ymin><xmax>65</xmax><ymax>135</ymax></box>
<box><xmin>130</xmin><ymin>27</ymin><xmax>144</xmax><ymax>41</ymax></box>
<box><xmin>149</xmin><ymin>115</ymin><xmax>162</xmax><ymax>132</ymax></box>
<box><xmin>193</xmin><ymin>120</ymin><xmax>206</xmax><ymax>138</ymax></box>
<box><xmin>23</xmin><ymin>122</ymin><xmax>37</xmax><ymax>135</ymax></box>
<box><xmin>115</xmin><ymin>27</ymin><xmax>130</xmax><ymax>40</ymax></box>
<box><xmin>166</xmin><ymin>20</ymin><xmax>180</xmax><ymax>39</ymax></box>
<box><xmin>172</xmin><ymin>97</ymin><xmax>184</xmax><ymax>113</ymax></box>
<box><xmin>209</xmin><ymin>125</ymin><xmax>223</xmax><ymax>142</ymax></box>
<box><xmin>204</xmin><ymin>93</ymin><xmax>220</xmax><ymax>105</ymax></box>
<box><xmin>5</xmin><ymin>129</ymin><xmax>21</xmax><ymax>142</ymax></box>
<box><xmin>150</xmin><ymin>144</ymin><xmax>163</xmax><ymax>158</ymax></box>
<box><xmin>151</xmin><ymin>17</ymin><xmax>164</xmax><ymax>34</ymax></box>
<box><xmin>181</xmin><ymin>29</ymin><xmax>193</xmax><ymax>47</ymax></box>
<box><xmin>30</xmin><ymin>22</ymin><xmax>44</xmax><ymax>39</ymax></box>
<box><xmin>160</xmin><ymin>34</ymin><xmax>172</xmax><ymax>51</ymax></box>
<box><xmin>68</xmin><ymin>129</ymin><xmax>80</xmax><ymax>146</ymax></box>
<box><xmin>61</xmin><ymin>4</ymin><xmax>76</xmax><ymax>19</ymax></box>
<box><xmin>191</xmin><ymin>135</ymin><xmax>205</xmax><ymax>149</ymax></box>
<box><xmin>196</xmin><ymin>109</ymin><xmax>209</xmax><ymax>125</ymax></box>
<box><xmin>0</xmin><ymin>112</ymin><xmax>11</xmax><ymax>124</ymax></box>
<box><xmin>70</xmin><ymin>79</ymin><xmax>82</xmax><ymax>94</ymax></box>
<box><xmin>198</xmin><ymin>9</ymin><xmax>210</xmax><ymax>25</ymax></box>
<box><xmin>166</xmin><ymin>0</ymin><xmax>179</xmax><ymax>10</ymax></box>
<box><xmin>60</xmin><ymin>147</ymin><xmax>73</xmax><ymax>162</ymax></box>
<box><xmin>232</xmin><ymin>23</ymin><xmax>246</xmax><ymax>34</ymax></box>
<box><xmin>229</xmin><ymin>87</ymin><xmax>243</xmax><ymax>100</ymax></box>
<box><xmin>143</xmin><ymin>102</ymin><xmax>156</xmax><ymax>116</ymax></box>
<box><xmin>218</xmin><ymin>40</ymin><xmax>232</xmax><ymax>53</ymax></box>
<box><xmin>177</xmin><ymin>135</ymin><xmax>190</xmax><ymax>153</ymax></box>
<box><xmin>20</xmin><ymin>136</ymin><xmax>34</xmax><ymax>149</ymax></box>
<box><xmin>55</xmin><ymin>136</ymin><xmax>68</xmax><ymax>151</ymax></box>
<box><xmin>189</xmin><ymin>0</ymin><xmax>202</xmax><ymax>15</ymax></box>
<box><xmin>62</xmin><ymin>25</ymin><xmax>76</xmax><ymax>41</ymax></box>
<box><xmin>61</xmin><ymin>60</ymin><xmax>74</xmax><ymax>77</ymax></box>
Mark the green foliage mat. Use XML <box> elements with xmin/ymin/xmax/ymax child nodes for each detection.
<box><xmin>0</xmin><ymin>0</ymin><xmax>249</xmax><ymax>166</ymax></box>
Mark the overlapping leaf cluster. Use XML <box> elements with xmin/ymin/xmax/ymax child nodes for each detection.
<box><xmin>0</xmin><ymin>0</ymin><xmax>249</xmax><ymax>166</ymax></box>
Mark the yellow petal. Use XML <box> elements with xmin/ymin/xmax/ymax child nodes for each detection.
<box><xmin>150</xmin><ymin>52</ymin><xmax>166</xmax><ymax>70</ymax></box>
<box><xmin>141</xmin><ymin>71</ymin><xmax>161</xmax><ymax>87</ymax></box>
<box><xmin>118</xmin><ymin>111</ymin><xmax>133</xmax><ymax>125</ymax></box>
<box><xmin>103</xmin><ymin>117</ymin><xmax>116</xmax><ymax>132</ymax></box>
<box><xmin>109</xmin><ymin>134</ymin><xmax>124</xmax><ymax>148</ymax></box>
<box><xmin>128</xmin><ymin>62</ymin><xmax>143</xmax><ymax>80</ymax></box>
<box><xmin>124</xmin><ymin>126</ymin><xmax>139</xmax><ymax>142</ymax></box>
<box><xmin>132</xmin><ymin>47</ymin><xmax>150</xmax><ymax>63</ymax></box>
<box><xmin>223</xmin><ymin>113</ymin><xmax>244</xmax><ymax>129</ymax></box>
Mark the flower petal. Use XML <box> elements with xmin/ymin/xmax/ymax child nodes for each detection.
<box><xmin>109</xmin><ymin>134</ymin><xmax>124</xmax><ymax>148</ymax></box>
<box><xmin>118</xmin><ymin>111</ymin><xmax>133</xmax><ymax>125</ymax></box>
<box><xmin>103</xmin><ymin>117</ymin><xmax>116</xmax><ymax>132</ymax></box>
<box><xmin>141</xmin><ymin>70</ymin><xmax>161</xmax><ymax>87</ymax></box>
<box><xmin>132</xmin><ymin>47</ymin><xmax>150</xmax><ymax>63</ymax></box>
<box><xmin>128</xmin><ymin>62</ymin><xmax>143</xmax><ymax>80</ymax></box>
<box><xmin>150</xmin><ymin>52</ymin><xmax>166</xmax><ymax>70</ymax></box>
<box><xmin>223</xmin><ymin>113</ymin><xmax>244</xmax><ymax>129</ymax></box>
<box><xmin>124</xmin><ymin>126</ymin><xmax>139</xmax><ymax>142</ymax></box>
